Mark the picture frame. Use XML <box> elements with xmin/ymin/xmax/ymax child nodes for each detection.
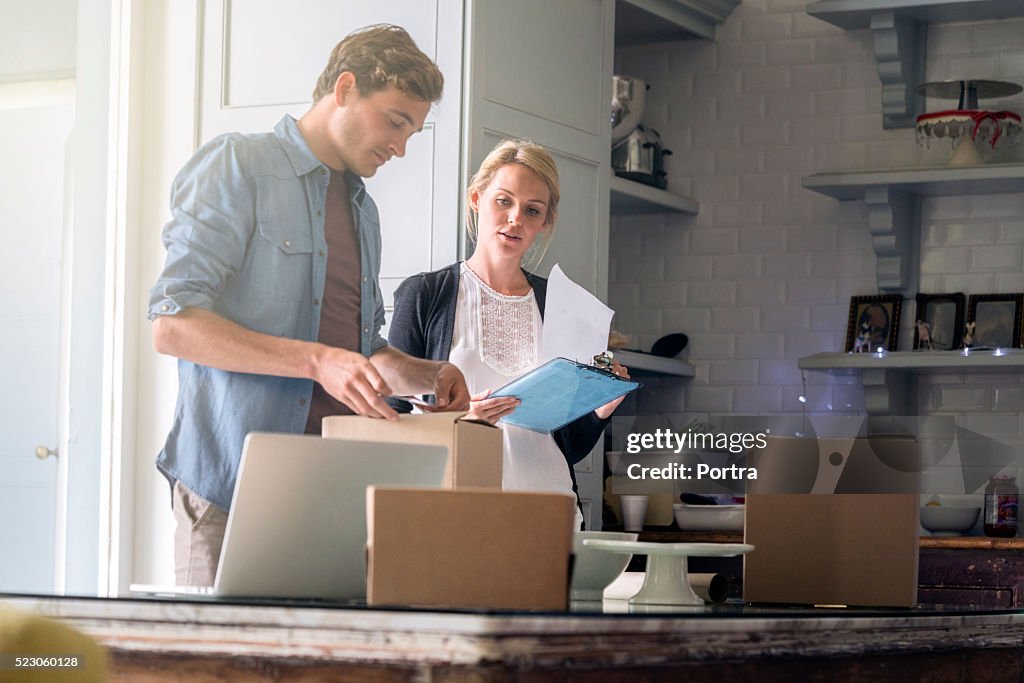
<box><xmin>913</xmin><ymin>293</ymin><xmax>965</xmax><ymax>351</ymax></box>
<box><xmin>845</xmin><ymin>294</ymin><xmax>902</xmax><ymax>353</ymax></box>
<box><xmin>966</xmin><ymin>293</ymin><xmax>1024</xmax><ymax>349</ymax></box>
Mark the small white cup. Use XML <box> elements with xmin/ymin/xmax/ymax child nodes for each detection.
<box><xmin>619</xmin><ymin>494</ymin><xmax>649</xmax><ymax>532</ymax></box>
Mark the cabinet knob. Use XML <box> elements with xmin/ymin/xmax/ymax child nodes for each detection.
<box><xmin>35</xmin><ymin>445</ymin><xmax>57</xmax><ymax>460</ymax></box>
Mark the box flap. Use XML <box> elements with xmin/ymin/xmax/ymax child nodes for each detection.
<box><xmin>324</xmin><ymin>412</ymin><xmax>463</xmax><ymax>443</ymax></box>
<box><xmin>322</xmin><ymin>413</ymin><xmax>503</xmax><ymax>488</ymax></box>
<box><xmin>452</xmin><ymin>420</ymin><xmax>504</xmax><ymax>488</ymax></box>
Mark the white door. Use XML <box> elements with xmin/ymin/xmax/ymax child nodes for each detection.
<box><xmin>0</xmin><ymin>90</ymin><xmax>74</xmax><ymax>593</ymax></box>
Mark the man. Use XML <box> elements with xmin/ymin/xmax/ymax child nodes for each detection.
<box><xmin>148</xmin><ymin>24</ymin><xmax>470</xmax><ymax>586</ymax></box>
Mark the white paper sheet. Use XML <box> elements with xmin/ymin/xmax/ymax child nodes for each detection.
<box><xmin>541</xmin><ymin>264</ymin><xmax>614</xmax><ymax>364</ymax></box>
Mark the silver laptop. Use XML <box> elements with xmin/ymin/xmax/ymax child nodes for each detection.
<box><xmin>132</xmin><ymin>432</ymin><xmax>448</xmax><ymax>601</ymax></box>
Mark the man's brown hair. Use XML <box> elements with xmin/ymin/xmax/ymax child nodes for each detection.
<box><xmin>312</xmin><ymin>24</ymin><xmax>443</xmax><ymax>103</ymax></box>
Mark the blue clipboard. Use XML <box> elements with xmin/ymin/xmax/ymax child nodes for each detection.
<box><xmin>489</xmin><ymin>357</ymin><xmax>641</xmax><ymax>434</ymax></box>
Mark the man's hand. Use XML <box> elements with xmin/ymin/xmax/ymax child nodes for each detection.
<box><xmin>313</xmin><ymin>346</ymin><xmax>399</xmax><ymax>420</ymax></box>
<box><xmin>463</xmin><ymin>389</ymin><xmax>519</xmax><ymax>424</ymax></box>
<box><xmin>428</xmin><ymin>362</ymin><xmax>471</xmax><ymax>412</ymax></box>
<box><xmin>370</xmin><ymin>348</ymin><xmax>469</xmax><ymax>413</ymax></box>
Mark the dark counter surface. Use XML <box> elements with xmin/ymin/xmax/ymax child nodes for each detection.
<box><xmin>5</xmin><ymin>591</ymin><xmax>1024</xmax><ymax>681</ymax></box>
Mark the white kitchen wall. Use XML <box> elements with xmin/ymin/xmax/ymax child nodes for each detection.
<box><xmin>609</xmin><ymin>0</ymin><xmax>1024</xmax><ymax>498</ymax></box>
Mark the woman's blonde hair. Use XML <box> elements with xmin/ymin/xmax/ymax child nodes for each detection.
<box><xmin>312</xmin><ymin>24</ymin><xmax>443</xmax><ymax>103</ymax></box>
<box><xmin>465</xmin><ymin>139</ymin><xmax>560</xmax><ymax>269</ymax></box>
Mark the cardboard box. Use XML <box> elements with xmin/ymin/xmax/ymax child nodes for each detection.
<box><xmin>323</xmin><ymin>412</ymin><xmax>502</xmax><ymax>488</ymax></box>
<box><xmin>366</xmin><ymin>487</ymin><xmax>576</xmax><ymax>611</ymax></box>
<box><xmin>743</xmin><ymin>436</ymin><xmax>921</xmax><ymax>607</ymax></box>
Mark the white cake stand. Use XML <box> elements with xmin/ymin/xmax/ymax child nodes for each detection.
<box><xmin>582</xmin><ymin>539</ymin><xmax>754</xmax><ymax>606</ymax></box>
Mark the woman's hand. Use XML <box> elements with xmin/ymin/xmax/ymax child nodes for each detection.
<box><xmin>465</xmin><ymin>389</ymin><xmax>520</xmax><ymax>425</ymax></box>
<box><xmin>594</xmin><ymin>361</ymin><xmax>630</xmax><ymax>419</ymax></box>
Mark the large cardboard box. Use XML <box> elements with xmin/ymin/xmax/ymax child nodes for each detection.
<box><xmin>743</xmin><ymin>436</ymin><xmax>921</xmax><ymax>607</ymax></box>
<box><xmin>323</xmin><ymin>413</ymin><xmax>502</xmax><ymax>488</ymax></box>
<box><xmin>366</xmin><ymin>487</ymin><xmax>576</xmax><ymax>611</ymax></box>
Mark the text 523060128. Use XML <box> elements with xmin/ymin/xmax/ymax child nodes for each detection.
<box><xmin>1</xmin><ymin>655</ymin><xmax>85</xmax><ymax>670</ymax></box>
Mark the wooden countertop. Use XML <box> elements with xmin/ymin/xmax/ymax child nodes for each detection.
<box><xmin>919</xmin><ymin>536</ymin><xmax>1024</xmax><ymax>550</ymax></box>
<box><xmin>623</xmin><ymin>527</ymin><xmax>1024</xmax><ymax>550</ymax></box>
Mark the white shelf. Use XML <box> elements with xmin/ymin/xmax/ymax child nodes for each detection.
<box><xmin>801</xmin><ymin>163</ymin><xmax>1024</xmax><ymax>293</ymax></box>
<box><xmin>610</xmin><ymin>176</ymin><xmax>699</xmax><ymax>215</ymax></box>
<box><xmin>799</xmin><ymin>349</ymin><xmax>1024</xmax><ymax>415</ymax></box>
<box><xmin>802</xmin><ymin>163</ymin><xmax>1024</xmax><ymax>201</ymax></box>
<box><xmin>613</xmin><ymin>349</ymin><xmax>695</xmax><ymax>377</ymax></box>
<box><xmin>799</xmin><ymin>349</ymin><xmax>1024</xmax><ymax>373</ymax></box>
<box><xmin>615</xmin><ymin>0</ymin><xmax>741</xmax><ymax>43</ymax></box>
<box><xmin>807</xmin><ymin>0</ymin><xmax>1024</xmax><ymax>31</ymax></box>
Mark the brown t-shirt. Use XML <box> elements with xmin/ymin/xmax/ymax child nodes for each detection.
<box><xmin>304</xmin><ymin>171</ymin><xmax>362</xmax><ymax>434</ymax></box>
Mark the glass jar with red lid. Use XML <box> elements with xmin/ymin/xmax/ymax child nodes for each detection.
<box><xmin>983</xmin><ymin>474</ymin><xmax>1019</xmax><ymax>538</ymax></box>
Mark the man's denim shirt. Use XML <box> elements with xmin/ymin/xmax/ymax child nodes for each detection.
<box><xmin>148</xmin><ymin>115</ymin><xmax>388</xmax><ymax>511</ymax></box>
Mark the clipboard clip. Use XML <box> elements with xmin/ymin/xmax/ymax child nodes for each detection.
<box><xmin>588</xmin><ymin>351</ymin><xmax>620</xmax><ymax>378</ymax></box>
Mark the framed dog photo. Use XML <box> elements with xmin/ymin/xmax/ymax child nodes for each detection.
<box><xmin>913</xmin><ymin>293</ymin><xmax>965</xmax><ymax>351</ymax></box>
<box><xmin>845</xmin><ymin>294</ymin><xmax>902</xmax><ymax>353</ymax></box>
<box><xmin>967</xmin><ymin>293</ymin><xmax>1024</xmax><ymax>349</ymax></box>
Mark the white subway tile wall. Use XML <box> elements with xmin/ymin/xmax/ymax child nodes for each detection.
<box><xmin>609</xmin><ymin>5</ymin><xmax>1024</xmax><ymax>495</ymax></box>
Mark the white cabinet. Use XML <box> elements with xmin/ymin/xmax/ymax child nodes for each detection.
<box><xmin>463</xmin><ymin>0</ymin><xmax>614</xmax><ymax>299</ymax></box>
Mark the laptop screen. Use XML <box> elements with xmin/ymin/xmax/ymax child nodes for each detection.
<box><xmin>214</xmin><ymin>432</ymin><xmax>449</xmax><ymax>600</ymax></box>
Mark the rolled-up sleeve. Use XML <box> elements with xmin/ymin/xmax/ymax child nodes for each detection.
<box><xmin>148</xmin><ymin>135</ymin><xmax>256</xmax><ymax>320</ymax></box>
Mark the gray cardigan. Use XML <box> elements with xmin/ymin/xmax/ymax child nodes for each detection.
<box><xmin>387</xmin><ymin>263</ymin><xmax>609</xmax><ymax>509</ymax></box>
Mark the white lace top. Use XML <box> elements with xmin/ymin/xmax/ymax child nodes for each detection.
<box><xmin>449</xmin><ymin>263</ymin><xmax>581</xmax><ymax>528</ymax></box>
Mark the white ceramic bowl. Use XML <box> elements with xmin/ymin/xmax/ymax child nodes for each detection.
<box><xmin>570</xmin><ymin>530</ymin><xmax>638</xmax><ymax>601</ymax></box>
<box><xmin>672</xmin><ymin>503</ymin><xmax>744</xmax><ymax>532</ymax></box>
<box><xmin>919</xmin><ymin>505</ymin><xmax>980</xmax><ymax>536</ymax></box>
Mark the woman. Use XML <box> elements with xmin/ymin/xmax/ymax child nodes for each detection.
<box><xmin>388</xmin><ymin>139</ymin><xmax>628</xmax><ymax>529</ymax></box>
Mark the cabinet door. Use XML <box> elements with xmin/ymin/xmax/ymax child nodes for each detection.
<box><xmin>464</xmin><ymin>0</ymin><xmax>614</xmax><ymax>529</ymax></box>
<box><xmin>463</xmin><ymin>0</ymin><xmax>613</xmax><ymax>298</ymax></box>
<box><xmin>199</xmin><ymin>0</ymin><xmax>463</xmax><ymax>329</ymax></box>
